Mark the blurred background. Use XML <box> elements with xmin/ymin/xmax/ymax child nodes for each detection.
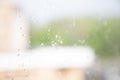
<box><xmin>20</xmin><ymin>0</ymin><xmax>120</xmax><ymax>80</ymax></box>
<box><xmin>1</xmin><ymin>0</ymin><xmax>120</xmax><ymax>80</ymax></box>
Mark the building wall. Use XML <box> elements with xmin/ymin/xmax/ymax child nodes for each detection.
<box><xmin>0</xmin><ymin>1</ymin><xmax>29</xmax><ymax>52</ymax></box>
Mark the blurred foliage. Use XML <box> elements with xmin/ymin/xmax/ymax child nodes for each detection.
<box><xmin>30</xmin><ymin>17</ymin><xmax>120</xmax><ymax>57</ymax></box>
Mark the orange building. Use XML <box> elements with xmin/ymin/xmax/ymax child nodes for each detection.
<box><xmin>0</xmin><ymin>0</ymin><xmax>29</xmax><ymax>52</ymax></box>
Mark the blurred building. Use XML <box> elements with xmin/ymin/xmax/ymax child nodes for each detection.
<box><xmin>0</xmin><ymin>0</ymin><xmax>29</xmax><ymax>52</ymax></box>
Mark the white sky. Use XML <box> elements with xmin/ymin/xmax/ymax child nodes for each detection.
<box><xmin>16</xmin><ymin>0</ymin><xmax>120</xmax><ymax>24</ymax></box>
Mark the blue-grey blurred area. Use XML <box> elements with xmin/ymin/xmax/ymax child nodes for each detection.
<box><xmin>10</xmin><ymin>0</ymin><xmax>120</xmax><ymax>80</ymax></box>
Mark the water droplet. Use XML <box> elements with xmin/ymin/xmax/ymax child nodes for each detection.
<box><xmin>65</xmin><ymin>30</ymin><xmax>69</xmax><ymax>33</ymax></box>
<box><xmin>24</xmin><ymin>69</ymin><xmax>26</xmax><ymax>72</ymax></box>
<box><xmin>17</xmin><ymin>53</ymin><xmax>20</xmax><ymax>56</ymax></box>
<box><xmin>20</xmin><ymin>27</ymin><xmax>22</xmax><ymax>30</ymax></box>
<box><xmin>51</xmin><ymin>41</ymin><xmax>54</xmax><ymax>44</ymax></box>
<box><xmin>48</xmin><ymin>33</ymin><xmax>50</xmax><ymax>35</ymax></box>
<box><xmin>11</xmin><ymin>78</ymin><xmax>14</xmax><ymax>80</ymax></box>
<box><xmin>73</xmin><ymin>43</ymin><xmax>77</xmax><ymax>46</ymax></box>
<box><xmin>106</xmin><ymin>28</ymin><xmax>112</xmax><ymax>33</ymax></box>
<box><xmin>55</xmin><ymin>34</ymin><xmax>58</xmax><ymax>39</ymax></box>
<box><xmin>22</xmin><ymin>34</ymin><xmax>24</xmax><ymax>37</ymax></box>
<box><xmin>72</xmin><ymin>22</ymin><xmax>76</xmax><ymax>27</ymax></box>
<box><xmin>78</xmin><ymin>39</ymin><xmax>85</xmax><ymax>44</ymax></box>
<box><xmin>52</xmin><ymin>44</ymin><xmax>55</xmax><ymax>47</ymax></box>
<box><xmin>97</xmin><ymin>17</ymin><xmax>103</xmax><ymax>21</ymax></box>
<box><xmin>40</xmin><ymin>43</ymin><xmax>44</xmax><ymax>46</ymax></box>
<box><xmin>60</xmin><ymin>40</ymin><xmax>63</xmax><ymax>44</ymax></box>
<box><xmin>17</xmin><ymin>49</ymin><xmax>20</xmax><ymax>52</ymax></box>
<box><xmin>48</xmin><ymin>29</ymin><xmax>51</xmax><ymax>32</ymax></box>
<box><xmin>103</xmin><ymin>21</ymin><xmax>108</xmax><ymax>26</ymax></box>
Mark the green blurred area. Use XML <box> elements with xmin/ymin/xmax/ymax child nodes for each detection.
<box><xmin>30</xmin><ymin>16</ymin><xmax>120</xmax><ymax>58</ymax></box>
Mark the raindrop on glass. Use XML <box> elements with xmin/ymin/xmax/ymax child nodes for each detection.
<box><xmin>78</xmin><ymin>39</ymin><xmax>85</xmax><ymax>44</ymax></box>
<box><xmin>48</xmin><ymin>29</ymin><xmax>51</xmax><ymax>33</ymax></box>
<box><xmin>55</xmin><ymin>34</ymin><xmax>58</xmax><ymax>39</ymax></box>
<box><xmin>60</xmin><ymin>40</ymin><xmax>63</xmax><ymax>44</ymax></box>
<box><xmin>22</xmin><ymin>34</ymin><xmax>24</xmax><ymax>37</ymax></box>
<box><xmin>103</xmin><ymin>21</ymin><xmax>108</xmax><ymax>26</ymax></box>
<box><xmin>72</xmin><ymin>22</ymin><xmax>76</xmax><ymax>27</ymax></box>
<box><xmin>20</xmin><ymin>27</ymin><xmax>22</xmax><ymax>30</ymax></box>
<box><xmin>40</xmin><ymin>43</ymin><xmax>44</xmax><ymax>46</ymax></box>
<box><xmin>11</xmin><ymin>78</ymin><xmax>14</xmax><ymax>80</ymax></box>
<box><xmin>52</xmin><ymin>43</ymin><xmax>55</xmax><ymax>47</ymax></box>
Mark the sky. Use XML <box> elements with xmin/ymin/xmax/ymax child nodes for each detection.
<box><xmin>16</xmin><ymin>0</ymin><xmax>120</xmax><ymax>24</ymax></box>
